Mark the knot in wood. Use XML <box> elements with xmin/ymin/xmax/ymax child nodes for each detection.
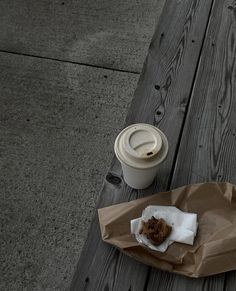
<box><xmin>106</xmin><ymin>173</ymin><xmax>122</xmax><ymax>185</ymax></box>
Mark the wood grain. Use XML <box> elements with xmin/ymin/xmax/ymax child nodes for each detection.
<box><xmin>0</xmin><ymin>0</ymin><xmax>165</xmax><ymax>72</ymax></box>
<box><xmin>225</xmin><ymin>270</ymin><xmax>236</xmax><ymax>291</ymax></box>
<box><xmin>70</xmin><ymin>0</ymin><xmax>215</xmax><ymax>289</ymax></box>
<box><xmin>147</xmin><ymin>0</ymin><xmax>236</xmax><ymax>290</ymax></box>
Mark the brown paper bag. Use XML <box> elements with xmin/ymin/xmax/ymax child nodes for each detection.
<box><xmin>98</xmin><ymin>182</ymin><xmax>236</xmax><ymax>277</ymax></box>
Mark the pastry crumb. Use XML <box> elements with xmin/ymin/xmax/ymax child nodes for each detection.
<box><xmin>139</xmin><ymin>216</ymin><xmax>172</xmax><ymax>245</ymax></box>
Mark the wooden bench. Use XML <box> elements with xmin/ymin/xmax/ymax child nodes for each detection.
<box><xmin>70</xmin><ymin>0</ymin><xmax>236</xmax><ymax>289</ymax></box>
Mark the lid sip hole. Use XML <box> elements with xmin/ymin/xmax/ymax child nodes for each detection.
<box><xmin>147</xmin><ymin>152</ymin><xmax>153</xmax><ymax>156</ymax></box>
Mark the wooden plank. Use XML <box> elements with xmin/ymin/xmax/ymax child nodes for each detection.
<box><xmin>0</xmin><ymin>0</ymin><xmax>165</xmax><ymax>72</ymax></box>
<box><xmin>147</xmin><ymin>270</ymin><xmax>224</xmax><ymax>291</ymax></box>
<box><xmin>0</xmin><ymin>52</ymin><xmax>139</xmax><ymax>291</ymax></box>
<box><xmin>70</xmin><ymin>0</ymin><xmax>215</xmax><ymax>289</ymax></box>
<box><xmin>225</xmin><ymin>271</ymin><xmax>236</xmax><ymax>291</ymax></box>
<box><xmin>147</xmin><ymin>0</ymin><xmax>236</xmax><ymax>289</ymax></box>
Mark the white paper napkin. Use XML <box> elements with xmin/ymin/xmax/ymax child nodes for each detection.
<box><xmin>131</xmin><ymin>206</ymin><xmax>198</xmax><ymax>252</ymax></box>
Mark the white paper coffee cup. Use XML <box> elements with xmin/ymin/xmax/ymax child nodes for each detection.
<box><xmin>114</xmin><ymin>123</ymin><xmax>168</xmax><ymax>189</ymax></box>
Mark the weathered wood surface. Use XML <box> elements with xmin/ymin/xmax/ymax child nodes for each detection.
<box><xmin>70</xmin><ymin>0</ymin><xmax>215</xmax><ymax>289</ymax></box>
<box><xmin>147</xmin><ymin>0</ymin><xmax>236</xmax><ymax>290</ymax></box>
<box><xmin>0</xmin><ymin>0</ymin><xmax>165</xmax><ymax>72</ymax></box>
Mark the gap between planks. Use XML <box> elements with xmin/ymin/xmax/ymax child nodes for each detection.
<box><xmin>143</xmin><ymin>0</ymin><xmax>218</xmax><ymax>289</ymax></box>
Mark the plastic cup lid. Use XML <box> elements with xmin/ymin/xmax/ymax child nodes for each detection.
<box><xmin>114</xmin><ymin>123</ymin><xmax>169</xmax><ymax>169</ymax></box>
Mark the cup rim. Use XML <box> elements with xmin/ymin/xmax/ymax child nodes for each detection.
<box><xmin>114</xmin><ymin>123</ymin><xmax>169</xmax><ymax>170</ymax></box>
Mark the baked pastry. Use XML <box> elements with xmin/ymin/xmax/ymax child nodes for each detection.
<box><xmin>139</xmin><ymin>216</ymin><xmax>172</xmax><ymax>245</ymax></box>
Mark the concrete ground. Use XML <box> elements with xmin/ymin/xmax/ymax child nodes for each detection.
<box><xmin>0</xmin><ymin>1</ymin><xmax>165</xmax><ymax>290</ymax></box>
